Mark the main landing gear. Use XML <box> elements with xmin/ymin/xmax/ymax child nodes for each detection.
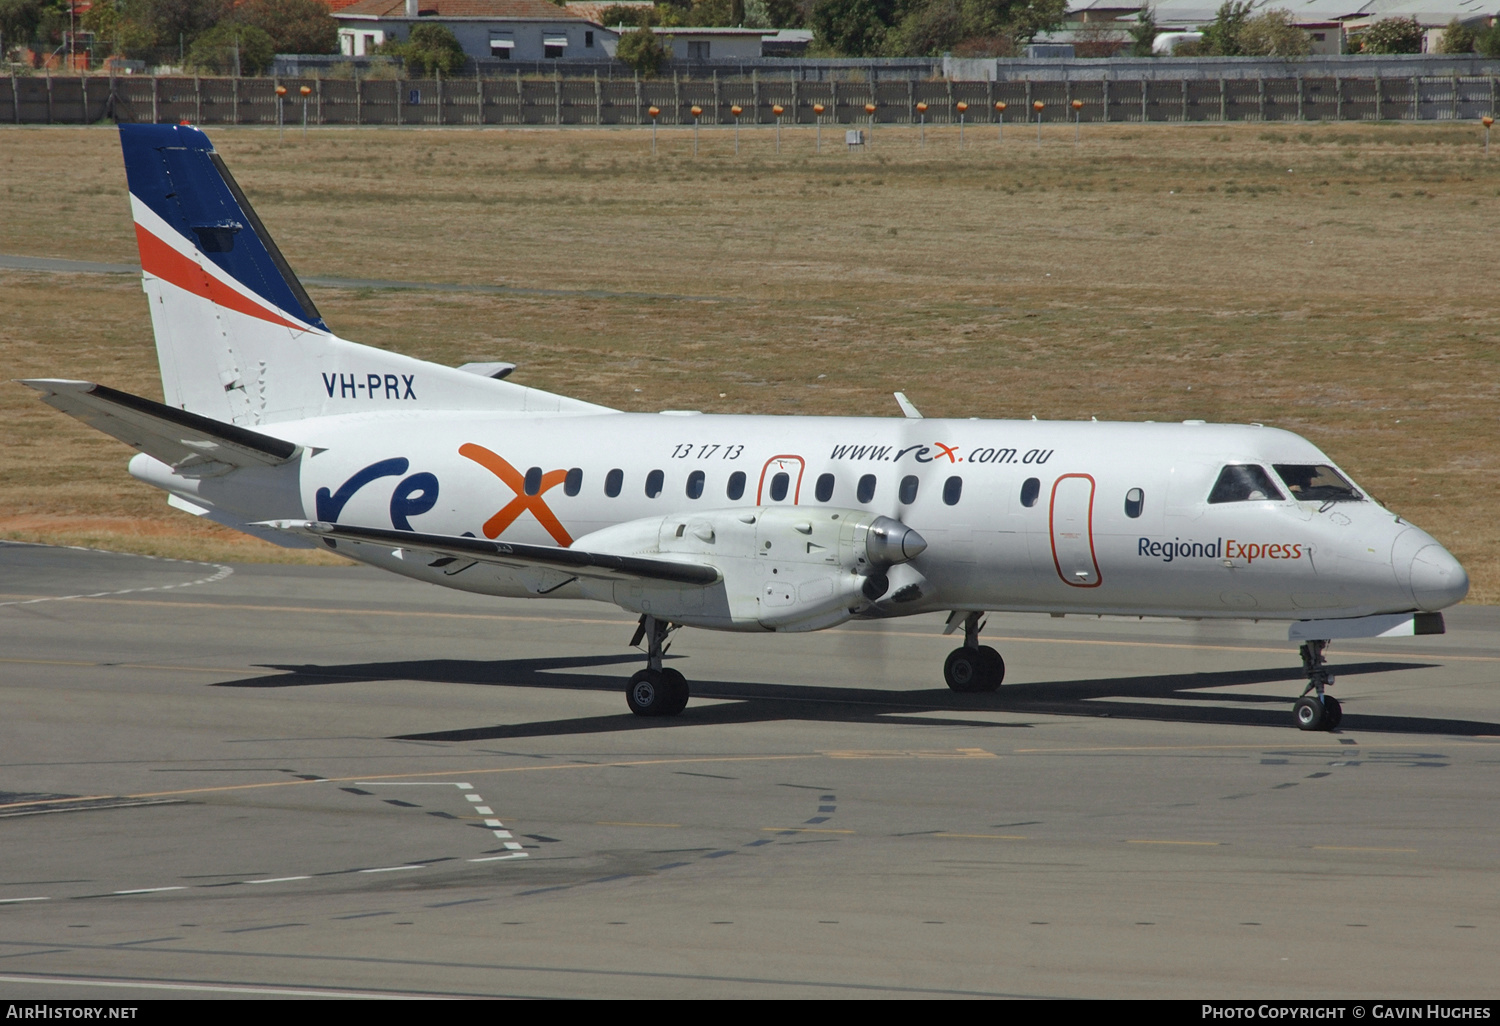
<box><xmin>625</xmin><ymin>614</ymin><xmax>689</xmax><ymax>717</ymax></box>
<box><xmin>942</xmin><ymin>611</ymin><xmax>1006</xmax><ymax>693</ymax></box>
<box><xmin>1292</xmin><ymin>639</ymin><xmax>1342</xmax><ymax>732</ymax></box>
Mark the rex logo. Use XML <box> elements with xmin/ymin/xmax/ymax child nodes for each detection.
<box><xmin>460</xmin><ymin>443</ymin><xmax>573</xmax><ymax>547</ymax></box>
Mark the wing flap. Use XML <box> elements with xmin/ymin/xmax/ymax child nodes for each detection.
<box><xmin>21</xmin><ymin>379</ymin><xmax>298</xmax><ymax>473</ymax></box>
<box><xmin>265</xmin><ymin>520</ymin><xmax>721</xmax><ymax>587</ymax></box>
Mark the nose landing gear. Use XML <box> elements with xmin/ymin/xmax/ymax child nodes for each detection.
<box><xmin>1293</xmin><ymin>639</ymin><xmax>1342</xmax><ymax>731</ymax></box>
<box><xmin>625</xmin><ymin>614</ymin><xmax>689</xmax><ymax>717</ymax></box>
<box><xmin>942</xmin><ymin>611</ymin><xmax>1006</xmax><ymax>693</ymax></box>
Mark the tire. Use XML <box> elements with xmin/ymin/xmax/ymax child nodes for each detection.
<box><xmin>1322</xmin><ymin>695</ymin><xmax>1342</xmax><ymax>731</ymax></box>
<box><xmin>626</xmin><ymin>669</ymin><xmax>668</xmax><ymax>717</ymax></box>
<box><xmin>659</xmin><ymin>667</ymin><xmax>689</xmax><ymax>716</ymax></box>
<box><xmin>974</xmin><ymin>646</ymin><xmax>1005</xmax><ymax>692</ymax></box>
<box><xmin>1293</xmin><ymin>696</ymin><xmax>1324</xmax><ymax>731</ymax></box>
<box><xmin>944</xmin><ymin>648</ymin><xmax>980</xmax><ymax>692</ymax></box>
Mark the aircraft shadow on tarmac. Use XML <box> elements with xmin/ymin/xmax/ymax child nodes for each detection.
<box><xmin>210</xmin><ymin>654</ymin><xmax>1500</xmax><ymax>740</ymax></box>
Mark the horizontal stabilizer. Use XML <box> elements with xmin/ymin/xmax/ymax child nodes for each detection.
<box><xmin>21</xmin><ymin>379</ymin><xmax>298</xmax><ymax>474</ymax></box>
<box><xmin>263</xmin><ymin>521</ymin><xmax>721</xmax><ymax>587</ymax></box>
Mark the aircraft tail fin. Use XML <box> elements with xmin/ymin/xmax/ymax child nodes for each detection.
<box><xmin>118</xmin><ymin>123</ymin><xmax>612</xmax><ymax>425</ymax></box>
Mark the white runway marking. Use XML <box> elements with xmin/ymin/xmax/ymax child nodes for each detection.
<box><xmin>0</xmin><ymin>897</ymin><xmax>50</xmax><ymax>904</ymax></box>
<box><xmin>247</xmin><ymin>876</ymin><xmax>312</xmax><ymax>884</ymax></box>
<box><xmin>112</xmin><ymin>886</ymin><xmax>186</xmax><ymax>895</ymax></box>
<box><xmin>0</xmin><ymin>973</ymin><xmax>440</xmax><ymax>999</ymax></box>
<box><xmin>358</xmin><ymin>865</ymin><xmax>423</xmax><ymax>874</ymax></box>
<box><xmin>0</xmin><ymin>545</ymin><xmax>232</xmax><ymax>607</ymax></box>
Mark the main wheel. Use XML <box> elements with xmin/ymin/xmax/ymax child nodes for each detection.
<box><xmin>658</xmin><ymin>667</ymin><xmax>690</xmax><ymax>716</ymax></box>
<box><xmin>627</xmin><ymin>668</ymin><xmax>671</xmax><ymax>717</ymax></box>
<box><xmin>973</xmin><ymin>646</ymin><xmax>1005</xmax><ymax>692</ymax></box>
<box><xmin>944</xmin><ymin>647</ymin><xmax>981</xmax><ymax>692</ymax></box>
<box><xmin>1321</xmin><ymin>695</ymin><xmax>1342</xmax><ymax>731</ymax></box>
<box><xmin>1293</xmin><ymin>696</ymin><xmax>1325</xmax><ymax>731</ymax></box>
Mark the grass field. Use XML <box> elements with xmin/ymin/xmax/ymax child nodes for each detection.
<box><xmin>2</xmin><ymin>120</ymin><xmax>1497</xmax><ymax>597</ymax></box>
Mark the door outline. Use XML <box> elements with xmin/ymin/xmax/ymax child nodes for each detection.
<box><xmin>756</xmin><ymin>455</ymin><xmax>805</xmax><ymax>504</ymax></box>
<box><xmin>1049</xmin><ymin>473</ymin><xmax>1102</xmax><ymax>588</ymax></box>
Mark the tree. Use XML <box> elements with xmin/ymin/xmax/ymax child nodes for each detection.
<box><xmin>810</xmin><ymin>0</ymin><xmax>895</xmax><ymax>55</ymax></box>
<box><xmin>381</xmin><ymin>22</ymin><xmax>466</xmax><ymax>75</ymax></box>
<box><xmin>615</xmin><ymin>23</ymin><xmax>670</xmax><ymax>74</ymax></box>
<box><xmin>1479</xmin><ymin>24</ymin><xmax>1500</xmax><ymax>58</ymax></box>
<box><xmin>1434</xmin><ymin>18</ymin><xmax>1475</xmax><ymax>54</ymax></box>
<box><xmin>1198</xmin><ymin>0</ymin><xmax>1252</xmax><ymax>55</ymax></box>
<box><xmin>1128</xmin><ymin>3</ymin><xmax>1157</xmax><ymax>56</ymax></box>
<box><xmin>186</xmin><ymin>21</ymin><xmax>273</xmax><ymax>73</ymax></box>
<box><xmin>597</xmin><ymin>3</ymin><xmax>652</xmax><ymax>26</ymax></box>
<box><xmin>1360</xmin><ymin>16</ymin><xmax>1422</xmax><ymax>54</ymax></box>
<box><xmin>0</xmin><ymin>0</ymin><xmax>44</xmax><ymax>47</ymax></box>
<box><xmin>232</xmin><ymin>0</ymin><xmax>337</xmax><ymax>55</ymax></box>
<box><xmin>1237</xmin><ymin>10</ymin><xmax>1309</xmax><ymax>56</ymax></box>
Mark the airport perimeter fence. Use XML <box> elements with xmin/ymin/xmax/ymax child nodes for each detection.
<box><xmin>6</xmin><ymin>71</ymin><xmax>1500</xmax><ymax>126</ymax></box>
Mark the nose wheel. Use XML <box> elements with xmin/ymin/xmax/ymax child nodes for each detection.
<box><xmin>625</xmin><ymin>615</ymin><xmax>689</xmax><ymax>717</ymax></box>
<box><xmin>942</xmin><ymin>611</ymin><xmax>1006</xmax><ymax>693</ymax></box>
<box><xmin>1293</xmin><ymin>640</ymin><xmax>1341</xmax><ymax>731</ymax></box>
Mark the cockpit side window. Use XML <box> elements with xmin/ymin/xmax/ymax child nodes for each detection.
<box><xmin>1207</xmin><ymin>464</ymin><xmax>1285</xmax><ymax>504</ymax></box>
<box><xmin>1273</xmin><ymin>464</ymin><xmax>1362</xmax><ymax>503</ymax></box>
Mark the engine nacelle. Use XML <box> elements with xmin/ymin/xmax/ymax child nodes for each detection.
<box><xmin>572</xmin><ymin>506</ymin><xmax>926</xmax><ymax>632</ymax></box>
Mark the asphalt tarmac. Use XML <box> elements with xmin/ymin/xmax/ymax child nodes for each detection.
<box><xmin>0</xmin><ymin>540</ymin><xmax>1496</xmax><ymax>999</ymax></box>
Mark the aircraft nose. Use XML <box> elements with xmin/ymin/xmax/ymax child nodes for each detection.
<box><xmin>1408</xmin><ymin>544</ymin><xmax>1469</xmax><ymax>611</ymax></box>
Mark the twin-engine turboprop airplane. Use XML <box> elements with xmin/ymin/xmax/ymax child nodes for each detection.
<box><xmin>24</xmin><ymin>124</ymin><xmax>1470</xmax><ymax>730</ymax></box>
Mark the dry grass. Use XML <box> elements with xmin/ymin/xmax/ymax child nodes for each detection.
<box><xmin>2</xmin><ymin>121</ymin><xmax>1497</xmax><ymax>595</ymax></box>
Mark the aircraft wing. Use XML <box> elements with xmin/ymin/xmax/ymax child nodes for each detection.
<box><xmin>21</xmin><ymin>379</ymin><xmax>298</xmax><ymax>473</ymax></box>
<box><xmin>264</xmin><ymin>520</ymin><xmax>722</xmax><ymax>587</ymax></box>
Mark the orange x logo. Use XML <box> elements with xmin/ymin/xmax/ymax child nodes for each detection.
<box><xmin>459</xmin><ymin>442</ymin><xmax>573</xmax><ymax>547</ymax></box>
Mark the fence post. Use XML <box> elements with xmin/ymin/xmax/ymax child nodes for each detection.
<box><xmin>595</xmin><ymin>69</ymin><xmax>601</xmax><ymax>125</ymax></box>
<box><xmin>1374</xmin><ymin>73</ymin><xmax>1381</xmax><ymax>120</ymax></box>
<box><xmin>437</xmin><ymin>71</ymin><xmax>443</xmax><ymax>126</ymax></box>
<box><xmin>232</xmin><ymin>75</ymin><xmax>238</xmax><ymax>124</ymax></box>
<box><xmin>316</xmin><ymin>74</ymin><xmax>322</xmax><ymax>125</ymax></box>
<box><xmin>11</xmin><ymin>73</ymin><xmax>19</xmax><ymax>124</ymax></box>
<box><xmin>1180</xmin><ymin>77</ymin><xmax>1186</xmax><ymax>122</ymax></box>
<box><xmin>712</xmin><ymin>70</ymin><xmax>718</xmax><ymax>122</ymax></box>
<box><xmin>906</xmin><ymin>78</ymin><xmax>913</xmax><ymax>122</ymax></box>
<box><xmin>80</xmin><ymin>73</ymin><xmax>87</xmax><ymax>124</ymax></box>
<box><xmin>194</xmin><ymin>74</ymin><xmax>201</xmax><ymax>123</ymax></box>
<box><xmin>1025</xmin><ymin>78</ymin><xmax>1031</xmax><ymax>119</ymax></box>
<box><xmin>1140</xmin><ymin>79</ymin><xmax>1146</xmax><ymax>122</ymax></box>
<box><xmin>1411</xmin><ymin>75</ymin><xmax>1418</xmax><ymax>120</ymax></box>
<box><xmin>672</xmin><ymin>69</ymin><xmax>679</xmax><ymax>125</ymax></box>
<box><xmin>634</xmin><ymin>71</ymin><xmax>640</xmax><ymax>125</ymax></box>
<box><xmin>1296</xmin><ymin>75</ymin><xmax>1302</xmax><ymax>121</ymax></box>
<box><xmin>1219</xmin><ymin>76</ymin><xmax>1225</xmax><ymax>121</ymax></box>
<box><xmin>396</xmin><ymin>77</ymin><xmax>403</xmax><ymax>125</ymax></box>
<box><xmin>1451</xmin><ymin>74</ymin><xmax>1458</xmax><ymax>120</ymax></box>
<box><xmin>45</xmin><ymin>70</ymin><xmax>52</xmax><ymax>124</ymax></box>
<box><xmin>355</xmin><ymin>72</ymin><xmax>362</xmax><ymax>126</ymax></box>
<box><xmin>151</xmin><ymin>75</ymin><xmax>159</xmax><ymax>123</ymax></box>
<box><xmin>752</xmin><ymin>68</ymin><xmax>759</xmax><ymax>123</ymax></box>
<box><xmin>830</xmin><ymin>76</ymin><xmax>837</xmax><ymax>123</ymax></box>
<box><xmin>1334</xmin><ymin>75</ymin><xmax>1340</xmax><ymax>121</ymax></box>
<box><xmin>1103</xmin><ymin>76</ymin><xmax>1109</xmax><ymax>122</ymax></box>
<box><xmin>1257</xmin><ymin>75</ymin><xmax>1265</xmax><ymax>120</ymax></box>
<box><xmin>554</xmin><ymin>69</ymin><xmax>561</xmax><ymax>126</ymax></box>
<box><xmin>791</xmin><ymin>70</ymin><xmax>798</xmax><ymax>120</ymax></box>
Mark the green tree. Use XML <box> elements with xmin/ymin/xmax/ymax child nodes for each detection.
<box><xmin>1478</xmin><ymin>24</ymin><xmax>1500</xmax><ymax>58</ymax></box>
<box><xmin>232</xmin><ymin>0</ymin><xmax>337</xmax><ymax>54</ymax></box>
<box><xmin>0</xmin><ymin>0</ymin><xmax>44</xmax><ymax>47</ymax></box>
<box><xmin>1360</xmin><ymin>16</ymin><xmax>1422</xmax><ymax>53</ymax></box>
<box><xmin>381</xmin><ymin>22</ymin><xmax>466</xmax><ymax>75</ymax></box>
<box><xmin>1237</xmin><ymin>10</ymin><xmax>1309</xmax><ymax>56</ymax></box>
<box><xmin>186</xmin><ymin>21</ymin><xmax>273</xmax><ymax>72</ymax></box>
<box><xmin>1128</xmin><ymin>2</ymin><xmax>1157</xmax><ymax>56</ymax></box>
<box><xmin>810</xmin><ymin>0</ymin><xmax>896</xmax><ymax>55</ymax></box>
<box><xmin>1434</xmin><ymin>18</ymin><xmax>1475</xmax><ymax>54</ymax></box>
<box><xmin>1198</xmin><ymin>0</ymin><xmax>1252</xmax><ymax>55</ymax></box>
<box><xmin>615</xmin><ymin>23</ymin><xmax>670</xmax><ymax>74</ymax></box>
<box><xmin>763</xmin><ymin>0</ymin><xmax>811</xmax><ymax>26</ymax></box>
<box><xmin>597</xmin><ymin>3</ymin><xmax>652</xmax><ymax>26</ymax></box>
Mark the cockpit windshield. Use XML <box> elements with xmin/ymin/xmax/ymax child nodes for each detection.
<box><xmin>1208</xmin><ymin>465</ymin><xmax>1285</xmax><ymax>504</ymax></box>
<box><xmin>1273</xmin><ymin>464</ymin><xmax>1363</xmax><ymax>503</ymax></box>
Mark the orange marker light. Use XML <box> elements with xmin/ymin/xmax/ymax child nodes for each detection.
<box><xmin>864</xmin><ymin>103</ymin><xmax>876</xmax><ymax>114</ymax></box>
<box><xmin>772</xmin><ymin>104</ymin><xmax>784</xmax><ymax>116</ymax></box>
<box><xmin>813</xmin><ymin>104</ymin><xmax>825</xmax><ymax>114</ymax></box>
<box><xmin>995</xmin><ymin>101</ymin><xmax>1007</xmax><ymax>111</ymax></box>
<box><xmin>956</xmin><ymin>101</ymin><xmax>968</xmax><ymax>113</ymax></box>
<box><xmin>691</xmin><ymin>105</ymin><xmax>703</xmax><ymax>117</ymax></box>
<box><xmin>275</xmin><ymin>85</ymin><xmax>287</xmax><ymax>97</ymax></box>
<box><xmin>648</xmin><ymin>106</ymin><xmax>660</xmax><ymax>118</ymax></box>
<box><xmin>916</xmin><ymin>102</ymin><xmax>928</xmax><ymax>113</ymax></box>
<box><xmin>300</xmin><ymin>86</ymin><xmax>312</xmax><ymax>97</ymax></box>
<box><xmin>1071</xmin><ymin>99</ymin><xmax>1083</xmax><ymax>110</ymax></box>
<box><xmin>731</xmin><ymin>105</ymin><xmax>743</xmax><ymax>116</ymax></box>
<box><xmin>1033</xmin><ymin>101</ymin><xmax>1045</xmax><ymax>112</ymax></box>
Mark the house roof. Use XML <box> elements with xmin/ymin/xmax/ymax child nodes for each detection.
<box><xmin>335</xmin><ymin>0</ymin><xmax>589</xmax><ymax>19</ymax></box>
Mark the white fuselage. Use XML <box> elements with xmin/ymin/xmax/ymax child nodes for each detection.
<box><xmin>137</xmin><ymin>410</ymin><xmax>1466</xmax><ymax>627</ymax></box>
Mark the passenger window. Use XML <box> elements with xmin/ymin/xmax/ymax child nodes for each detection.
<box><xmin>943</xmin><ymin>476</ymin><xmax>962</xmax><ymax>506</ymax></box>
<box><xmin>564</xmin><ymin>467</ymin><xmax>582</xmax><ymax>497</ymax></box>
<box><xmin>769</xmin><ymin>472</ymin><xmax>789</xmax><ymax>502</ymax></box>
<box><xmin>815</xmin><ymin>473</ymin><xmax>834</xmax><ymax>503</ymax></box>
<box><xmin>645</xmin><ymin>469</ymin><xmax>664</xmax><ymax>498</ymax></box>
<box><xmin>605</xmin><ymin>468</ymin><xmax>623</xmax><ymax>497</ymax></box>
<box><xmin>1020</xmin><ymin>477</ymin><xmax>1040</xmax><ymax>508</ymax></box>
<box><xmin>1273</xmin><ymin>464</ymin><xmax>1362</xmax><ymax>503</ymax></box>
<box><xmin>899</xmin><ymin>475</ymin><xmax>919</xmax><ymax>504</ymax></box>
<box><xmin>524</xmin><ymin>466</ymin><xmax>543</xmax><ymax>496</ymax></box>
<box><xmin>1124</xmin><ymin>487</ymin><xmax>1144</xmax><ymax>518</ymax></box>
<box><xmin>1208</xmin><ymin>465</ymin><xmax>1285</xmax><ymax>504</ymax></box>
<box><xmin>857</xmin><ymin>474</ymin><xmax>876</xmax><ymax>503</ymax></box>
<box><xmin>686</xmin><ymin>469</ymin><xmax>705</xmax><ymax>499</ymax></box>
<box><xmin>727</xmin><ymin>470</ymin><xmax>746</xmax><ymax>500</ymax></box>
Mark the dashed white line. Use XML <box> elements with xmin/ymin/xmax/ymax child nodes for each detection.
<box><xmin>358</xmin><ymin>865</ymin><xmax>423</xmax><ymax>874</ymax></box>
<box><xmin>0</xmin><ymin>897</ymin><xmax>50</xmax><ymax>904</ymax></box>
<box><xmin>247</xmin><ymin>876</ymin><xmax>312</xmax><ymax>884</ymax></box>
<box><xmin>0</xmin><ymin>550</ymin><xmax>232</xmax><ymax>608</ymax></box>
<box><xmin>112</xmin><ymin>886</ymin><xmax>187</xmax><ymax>895</ymax></box>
